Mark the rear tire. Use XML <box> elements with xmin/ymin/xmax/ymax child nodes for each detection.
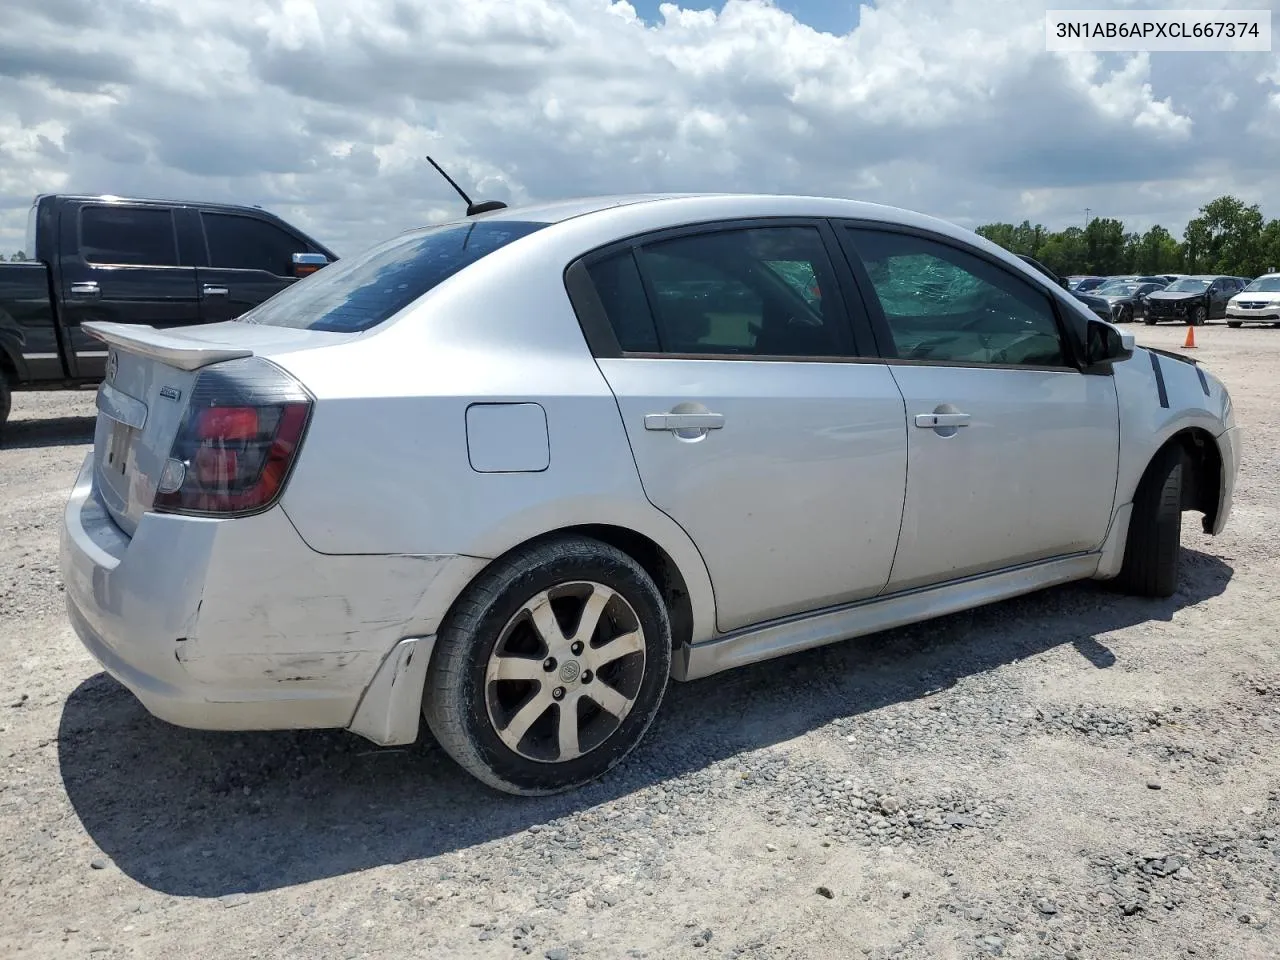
<box><xmin>0</xmin><ymin>368</ymin><xmax>11</xmax><ymax>443</ymax></box>
<box><xmin>1115</xmin><ymin>446</ymin><xmax>1184</xmax><ymax>599</ymax></box>
<box><xmin>423</xmin><ymin>535</ymin><xmax>672</xmax><ymax>796</ymax></box>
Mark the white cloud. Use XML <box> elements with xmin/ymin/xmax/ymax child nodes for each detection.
<box><xmin>0</xmin><ymin>0</ymin><xmax>1278</xmax><ymax>256</ymax></box>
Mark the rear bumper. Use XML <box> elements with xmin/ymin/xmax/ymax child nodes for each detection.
<box><xmin>59</xmin><ymin>453</ymin><xmax>477</xmax><ymax>736</ymax></box>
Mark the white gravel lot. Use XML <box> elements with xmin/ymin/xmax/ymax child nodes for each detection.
<box><xmin>1</xmin><ymin>323</ymin><xmax>1278</xmax><ymax>960</ymax></box>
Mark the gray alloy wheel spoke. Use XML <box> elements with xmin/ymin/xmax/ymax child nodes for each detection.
<box><xmin>492</xmin><ymin>656</ymin><xmax>546</xmax><ymax>682</ymax></box>
<box><xmin>572</xmin><ymin>584</ymin><xmax>615</xmax><ymax>644</ymax></box>
<box><xmin>557</xmin><ymin>695</ymin><xmax>583</xmax><ymax>760</ymax></box>
<box><xmin>586</xmin><ymin>682</ymin><xmax>632</xmax><ymax>719</ymax></box>
<box><xmin>588</xmin><ymin>628</ymin><xmax>644</xmax><ymax>670</ymax></box>
<box><xmin>484</xmin><ymin>579</ymin><xmax>647</xmax><ymax>764</ymax></box>
<box><xmin>524</xmin><ymin>591</ymin><xmax>567</xmax><ymax>648</ymax></box>
<box><xmin>499</xmin><ymin>687</ymin><xmax>555</xmax><ymax>750</ymax></box>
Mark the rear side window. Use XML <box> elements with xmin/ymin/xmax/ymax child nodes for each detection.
<box><xmin>239</xmin><ymin>220</ymin><xmax>548</xmax><ymax>332</ymax></box>
<box><xmin>203</xmin><ymin>212</ymin><xmax>304</xmax><ymax>277</ymax></box>
<box><xmin>81</xmin><ymin>207</ymin><xmax>178</xmax><ymax>266</ymax></box>
<box><xmin>584</xmin><ymin>226</ymin><xmax>849</xmax><ymax>358</ymax></box>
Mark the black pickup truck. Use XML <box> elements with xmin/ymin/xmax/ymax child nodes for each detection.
<box><xmin>0</xmin><ymin>194</ymin><xmax>336</xmax><ymax>435</ymax></box>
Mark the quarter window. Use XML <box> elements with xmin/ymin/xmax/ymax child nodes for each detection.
<box><xmin>587</xmin><ymin>226</ymin><xmax>848</xmax><ymax>357</ymax></box>
<box><xmin>203</xmin><ymin>213</ymin><xmax>305</xmax><ymax>277</ymax></box>
<box><xmin>845</xmin><ymin>228</ymin><xmax>1068</xmax><ymax>367</ymax></box>
<box><xmin>81</xmin><ymin>207</ymin><xmax>178</xmax><ymax>266</ymax></box>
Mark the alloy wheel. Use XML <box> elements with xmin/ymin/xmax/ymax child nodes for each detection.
<box><xmin>484</xmin><ymin>581</ymin><xmax>647</xmax><ymax>763</ymax></box>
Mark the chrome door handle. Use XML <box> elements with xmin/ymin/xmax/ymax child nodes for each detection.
<box><xmin>202</xmin><ymin>285</ymin><xmax>229</xmax><ymax>297</ymax></box>
<box><xmin>914</xmin><ymin>412</ymin><xmax>971</xmax><ymax>428</ymax></box>
<box><xmin>644</xmin><ymin>412</ymin><xmax>725</xmax><ymax>432</ymax></box>
<box><xmin>69</xmin><ymin>281</ymin><xmax>100</xmax><ymax>299</ymax></box>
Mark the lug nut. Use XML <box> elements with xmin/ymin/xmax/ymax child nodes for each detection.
<box><xmin>580</xmin><ymin>670</ymin><xmax>593</xmax><ymax>684</ymax></box>
<box><xmin>543</xmin><ymin>657</ymin><xmax>557</xmax><ymax>672</ymax></box>
<box><xmin>552</xmin><ymin>687</ymin><xmax>566</xmax><ymax>701</ymax></box>
<box><xmin>570</xmin><ymin>641</ymin><xmax>584</xmax><ymax>655</ymax></box>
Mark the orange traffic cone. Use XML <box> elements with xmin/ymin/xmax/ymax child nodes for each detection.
<box><xmin>1182</xmin><ymin>324</ymin><xmax>1196</xmax><ymax>349</ymax></box>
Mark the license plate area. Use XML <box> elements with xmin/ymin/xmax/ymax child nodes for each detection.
<box><xmin>105</xmin><ymin>420</ymin><xmax>134</xmax><ymax>476</ymax></box>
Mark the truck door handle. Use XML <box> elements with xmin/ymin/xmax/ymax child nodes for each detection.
<box><xmin>69</xmin><ymin>281</ymin><xmax>99</xmax><ymax>299</ymax></box>
<box><xmin>644</xmin><ymin>412</ymin><xmax>725</xmax><ymax>432</ymax></box>
<box><xmin>202</xmin><ymin>285</ymin><xmax>229</xmax><ymax>297</ymax></box>
<box><xmin>914</xmin><ymin>412</ymin><xmax>971</xmax><ymax>428</ymax></box>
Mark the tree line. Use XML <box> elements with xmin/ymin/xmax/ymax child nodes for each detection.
<box><xmin>976</xmin><ymin>196</ymin><xmax>1280</xmax><ymax>279</ymax></box>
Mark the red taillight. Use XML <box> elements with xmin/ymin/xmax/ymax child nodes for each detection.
<box><xmin>153</xmin><ymin>358</ymin><xmax>312</xmax><ymax>517</ymax></box>
<box><xmin>198</xmin><ymin>406</ymin><xmax>259</xmax><ymax>441</ymax></box>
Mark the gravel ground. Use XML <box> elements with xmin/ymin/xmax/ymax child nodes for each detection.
<box><xmin>2</xmin><ymin>323</ymin><xmax>1278</xmax><ymax>960</ymax></box>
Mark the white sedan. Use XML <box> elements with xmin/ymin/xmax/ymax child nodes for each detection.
<box><xmin>60</xmin><ymin>193</ymin><xmax>1240</xmax><ymax>795</ymax></box>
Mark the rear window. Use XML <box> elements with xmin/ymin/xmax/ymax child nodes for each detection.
<box><xmin>238</xmin><ymin>220</ymin><xmax>548</xmax><ymax>332</ymax></box>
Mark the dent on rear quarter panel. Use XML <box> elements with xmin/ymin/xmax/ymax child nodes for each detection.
<box><xmin>177</xmin><ymin>509</ymin><xmax>453</xmax><ymax>697</ymax></box>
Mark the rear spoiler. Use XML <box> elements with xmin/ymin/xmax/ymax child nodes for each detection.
<box><xmin>83</xmin><ymin>321</ymin><xmax>253</xmax><ymax>372</ymax></box>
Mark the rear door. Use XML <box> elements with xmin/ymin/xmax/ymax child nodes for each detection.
<box><xmin>58</xmin><ymin>203</ymin><xmax>200</xmax><ymax>379</ymax></box>
<box><xmin>836</xmin><ymin>224</ymin><xmax>1119</xmax><ymax>593</ymax></box>
<box><xmin>567</xmin><ymin>220</ymin><xmax>908</xmax><ymax>634</ymax></box>
<box><xmin>195</xmin><ymin>210</ymin><xmax>312</xmax><ymax>323</ymax></box>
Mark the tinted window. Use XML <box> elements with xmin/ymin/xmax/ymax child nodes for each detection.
<box><xmin>1165</xmin><ymin>278</ymin><xmax>1209</xmax><ymax>293</ymax></box>
<box><xmin>628</xmin><ymin>226</ymin><xmax>847</xmax><ymax>357</ymax></box>
<box><xmin>203</xmin><ymin>213</ymin><xmax>303</xmax><ymax>276</ymax></box>
<box><xmin>81</xmin><ymin>206</ymin><xmax>178</xmax><ymax>266</ymax></box>
<box><xmin>846</xmin><ymin>228</ymin><xmax>1067</xmax><ymax>367</ymax></box>
<box><xmin>585</xmin><ymin>252</ymin><xmax>659</xmax><ymax>351</ymax></box>
<box><xmin>239</xmin><ymin>220</ymin><xmax>547</xmax><ymax>332</ymax></box>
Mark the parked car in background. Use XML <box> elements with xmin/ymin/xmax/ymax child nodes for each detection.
<box><xmin>60</xmin><ymin>192</ymin><xmax>1238</xmax><ymax>795</ymax></box>
<box><xmin>1068</xmin><ymin>275</ymin><xmax>1106</xmax><ymax>292</ymax></box>
<box><xmin>1017</xmin><ymin>255</ymin><xmax>1111</xmax><ymax>321</ymax></box>
<box><xmin>1094</xmin><ymin>279</ymin><xmax>1168</xmax><ymax>323</ymax></box>
<box><xmin>1144</xmin><ymin>275</ymin><xmax>1245</xmax><ymax>326</ymax></box>
<box><xmin>0</xmin><ymin>194</ymin><xmax>336</xmax><ymax>437</ymax></box>
<box><xmin>1226</xmin><ymin>273</ymin><xmax>1280</xmax><ymax>327</ymax></box>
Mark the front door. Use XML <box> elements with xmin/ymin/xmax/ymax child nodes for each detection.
<box><xmin>195</xmin><ymin>210</ymin><xmax>304</xmax><ymax>323</ymax></box>
<box><xmin>58</xmin><ymin>204</ymin><xmax>200</xmax><ymax>379</ymax></box>
<box><xmin>839</xmin><ymin>225</ymin><xmax>1120</xmax><ymax>593</ymax></box>
<box><xmin>576</xmin><ymin>222</ymin><xmax>909</xmax><ymax>633</ymax></box>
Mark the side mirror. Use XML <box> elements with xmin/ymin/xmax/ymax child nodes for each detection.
<box><xmin>1086</xmin><ymin>317</ymin><xmax>1134</xmax><ymax>367</ymax></box>
<box><xmin>292</xmin><ymin>252</ymin><xmax>329</xmax><ymax>278</ymax></box>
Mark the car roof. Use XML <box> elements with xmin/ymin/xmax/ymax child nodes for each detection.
<box><xmin>465</xmin><ymin>192</ymin><xmax>991</xmax><ymax>238</ymax></box>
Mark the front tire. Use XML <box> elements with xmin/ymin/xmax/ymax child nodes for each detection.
<box><xmin>423</xmin><ymin>536</ymin><xmax>672</xmax><ymax>796</ymax></box>
<box><xmin>1115</xmin><ymin>446</ymin><xmax>1184</xmax><ymax>598</ymax></box>
<box><xmin>1118</xmin><ymin>305</ymin><xmax>1133</xmax><ymax>324</ymax></box>
<box><xmin>1190</xmin><ymin>304</ymin><xmax>1208</xmax><ymax>326</ymax></box>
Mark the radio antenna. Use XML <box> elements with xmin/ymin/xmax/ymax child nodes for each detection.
<box><xmin>425</xmin><ymin>156</ymin><xmax>508</xmax><ymax>216</ymax></box>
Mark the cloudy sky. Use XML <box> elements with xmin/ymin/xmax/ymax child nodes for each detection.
<box><xmin>2</xmin><ymin>0</ymin><xmax>1278</xmax><ymax>257</ymax></box>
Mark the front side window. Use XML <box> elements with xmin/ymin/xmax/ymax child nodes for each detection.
<box><xmin>238</xmin><ymin>220</ymin><xmax>547</xmax><ymax>332</ymax></box>
<box><xmin>203</xmin><ymin>213</ymin><xmax>304</xmax><ymax>277</ymax></box>
<box><xmin>81</xmin><ymin>206</ymin><xmax>178</xmax><ymax>266</ymax></box>
<box><xmin>845</xmin><ymin>228</ymin><xmax>1067</xmax><ymax>367</ymax></box>
<box><xmin>591</xmin><ymin>226</ymin><xmax>848</xmax><ymax>357</ymax></box>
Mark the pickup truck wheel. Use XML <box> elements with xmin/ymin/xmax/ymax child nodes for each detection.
<box><xmin>0</xmin><ymin>368</ymin><xmax>11</xmax><ymax>441</ymax></box>
<box><xmin>1116</xmin><ymin>445</ymin><xmax>1184</xmax><ymax>599</ymax></box>
<box><xmin>423</xmin><ymin>535</ymin><xmax>671</xmax><ymax>796</ymax></box>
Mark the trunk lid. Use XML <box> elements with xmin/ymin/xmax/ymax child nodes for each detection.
<box><xmin>85</xmin><ymin>321</ymin><xmax>348</xmax><ymax>536</ymax></box>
